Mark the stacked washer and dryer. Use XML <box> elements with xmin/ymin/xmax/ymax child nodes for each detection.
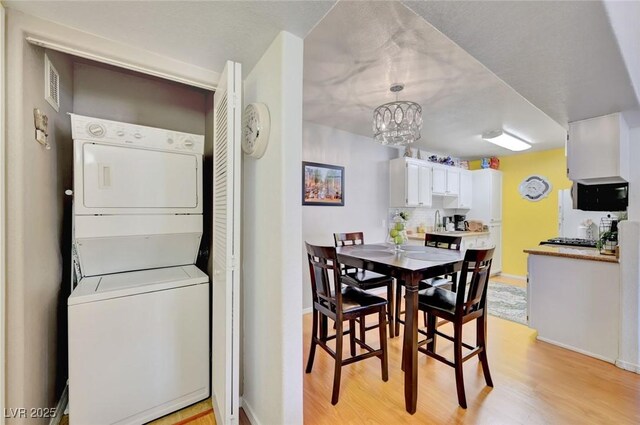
<box><xmin>67</xmin><ymin>114</ymin><xmax>210</xmax><ymax>424</ymax></box>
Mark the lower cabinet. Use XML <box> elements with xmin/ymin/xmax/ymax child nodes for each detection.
<box><xmin>528</xmin><ymin>253</ymin><xmax>620</xmax><ymax>362</ymax></box>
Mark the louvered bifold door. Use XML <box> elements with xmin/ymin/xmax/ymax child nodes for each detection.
<box><xmin>212</xmin><ymin>60</ymin><xmax>241</xmax><ymax>425</ymax></box>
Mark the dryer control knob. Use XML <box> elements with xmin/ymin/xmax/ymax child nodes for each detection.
<box><xmin>87</xmin><ymin>123</ymin><xmax>105</xmax><ymax>137</ymax></box>
<box><xmin>133</xmin><ymin>132</ymin><xmax>142</xmax><ymax>139</ymax></box>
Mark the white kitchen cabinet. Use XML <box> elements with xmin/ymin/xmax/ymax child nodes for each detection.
<box><xmin>528</xmin><ymin>253</ymin><xmax>620</xmax><ymax>362</ymax></box>
<box><xmin>458</xmin><ymin>171</ymin><xmax>473</xmax><ymax>209</ymax></box>
<box><xmin>389</xmin><ymin>158</ymin><xmax>432</xmax><ymax>208</ymax></box>
<box><xmin>488</xmin><ymin>224</ymin><xmax>502</xmax><ymax>273</ymax></box>
<box><xmin>470</xmin><ymin>169</ymin><xmax>502</xmax><ymax>224</ymax></box>
<box><xmin>431</xmin><ymin>166</ymin><xmax>447</xmax><ymax>195</ymax></box>
<box><xmin>444</xmin><ymin>169</ymin><xmax>472</xmax><ymax>210</ymax></box>
<box><xmin>432</xmin><ymin>165</ymin><xmax>460</xmax><ymax>197</ymax></box>
<box><xmin>446</xmin><ymin>169</ymin><xmax>460</xmax><ymax>196</ymax></box>
<box><xmin>567</xmin><ymin>112</ymin><xmax>629</xmax><ymax>184</ymax></box>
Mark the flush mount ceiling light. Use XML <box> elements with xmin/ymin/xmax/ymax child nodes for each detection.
<box><xmin>482</xmin><ymin>129</ymin><xmax>532</xmax><ymax>152</ymax></box>
<box><xmin>373</xmin><ymin>83</ymin><xmax>422</xmax><ymax>146</ymax></box>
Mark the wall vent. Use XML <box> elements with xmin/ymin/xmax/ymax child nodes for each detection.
<box><xmin>44</xmin><ymin>54</ymin><xmax>60</xmax><ymax>112</ymax></box>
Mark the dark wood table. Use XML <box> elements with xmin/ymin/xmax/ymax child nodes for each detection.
<box><xmin>337</xmin><ymin>243</ymin><xmax>463</xmax><ymax>414</ymax></box>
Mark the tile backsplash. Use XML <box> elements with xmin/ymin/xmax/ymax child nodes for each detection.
<box><xmin>389</xmin><ymin>199</ymin><xmax>460</xmax><ymax>233</ymax></box>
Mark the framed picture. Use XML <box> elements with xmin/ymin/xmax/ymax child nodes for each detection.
<box><xmin>302</xmin><ymin>161</ymin><xmax>344</xmax><ymax>206</ymax></box>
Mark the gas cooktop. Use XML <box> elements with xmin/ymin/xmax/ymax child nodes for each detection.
<box><xmin>540</xmin><ymin>237</ymin><xmax>597</xmax><ymax>248</ymax></box>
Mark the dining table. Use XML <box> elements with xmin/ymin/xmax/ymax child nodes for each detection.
<box><xmin>336</xmin><ymin>243</ymin><xmax>463</xmax><ymax>414</ymax></box>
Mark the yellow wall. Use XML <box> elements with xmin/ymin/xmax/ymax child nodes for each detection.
<box><xmin>469</xmin><ymin>149</ymin><xmax>572</xmax><ymax>276</ymax></box>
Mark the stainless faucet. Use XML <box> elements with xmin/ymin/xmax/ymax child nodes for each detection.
<box><xmin>434</xmin><ymin>209</ymin><xmax>441</xmax><ymax>232</ymax></box>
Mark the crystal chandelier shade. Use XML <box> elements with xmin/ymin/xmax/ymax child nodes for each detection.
<box><xmin>373</xmin><ymin>84</ymin><xmax>422</xmax><ymax>146</ymax></box>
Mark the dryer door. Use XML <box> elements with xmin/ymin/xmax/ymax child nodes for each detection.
<box><xmin>75</xmin><ymin>141</ymin><xmax>202</xmax><ymax>214</ymax></box>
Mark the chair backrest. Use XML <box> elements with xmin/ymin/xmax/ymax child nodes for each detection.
<box><xmin>424</xmin><ymin>233</ymin><xmax>463</xmax><ymax>250</ymax></box>
<box><xmin>305</xmin><ymin>242</ymin><xmax>344</xmax><ymax>314</ymax></box>
<box><xmin>334</xmin><ymin>232</ymin><xmax>365</xmax><ymax>247</ymax></box>
<box><xmin>455</xmin><ymin>248</ymin><xmax>494</xmax><ymax>316</ymax></box>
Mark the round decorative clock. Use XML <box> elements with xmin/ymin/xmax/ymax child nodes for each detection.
<box><xmin>242</xmin><ymin>103</ymin><xmax>270</xmax><ymax>158</ymax></box>
<box><xmin>519</xmin><ymin>175</ymin><xmax>552</xmax><ymax>201</ymax></box>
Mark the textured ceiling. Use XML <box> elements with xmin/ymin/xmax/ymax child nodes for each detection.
<box><xmin>4</xmin><ymin>0</ymin><xmax>336</xmax><ymax>75</ymax></box>
<box><xmin>7</xmin><ymin>0</ymin><xmax>637</xmax><ymax>153</ymax></box>
<box><xmin>403</xmin><ymin>0</ymin><xmax>639</xmax><ymax>125</ymax></box>
<box><xmin>303</xmin><ymin>1</ymin><xmax>567</xmax><ymax>159</ymax></box>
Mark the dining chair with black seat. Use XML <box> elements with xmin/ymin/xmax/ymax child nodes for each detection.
<box><xmin>304</xmin><ymin>242</ymin><xmax>389</xmax><ymax>405</ymax></box>
<box><xmin>394</xmin><ymin>233</ymin><xmax>463</xmax><ymax>336</ymax></box>
<box><xmin>417</xmin><ymin>247</ymin><xmax>495</xmax><ymax>409</ymax></box>
<box><xmin>334</xmin><ymin>232</ymin><xmax>395</xmax><ymax>339</ymax></box>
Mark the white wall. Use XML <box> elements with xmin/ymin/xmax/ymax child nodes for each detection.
<box><xmin>301</xmin><ymin>122</ymin><xmax>397</xmax><ymax>310</ymax></box>
<box><xmin>6</xmin><ymin>10</ymin><xmax>74</xmax><ymax>422</ymax></box>
<box><xmin>73</xmin><ymin>61</ymin><xmax>208</xmax><ymax>134</ymax></box>
<box><xmin>627</xmin><ymin>127</ymin><xmax>640</xmax><ymax>220</ymax></box>
<box><xmin>618</xmin><ymin>126</ymin><xmax>640</xmax><ymax>372</ymax></box>
<box><xmin>242</xmin><ymin>31</ymin><xmax>304</xmax><ymax>425</ymax></box>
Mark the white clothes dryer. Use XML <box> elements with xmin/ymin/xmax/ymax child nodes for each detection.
<box><xmin>70</xmin><ymin>113</ymin><xmax>204</xmax><ymax>216</ymax></box>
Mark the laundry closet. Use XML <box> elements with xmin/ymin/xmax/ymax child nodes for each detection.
<box><xmin>40</xmin><ymin>51</ymin><xmax>216</xmax><ymax>424</ymax></box>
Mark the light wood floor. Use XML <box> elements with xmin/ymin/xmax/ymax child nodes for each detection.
<box><xmin>303</xmin><ymin>312</ymin><xmax>640</xmax><ymax>424</ymax></box>
<box><xmin>492</xmin><ymin>274</ymin><xmax>527</xmax><ymax>288</ymax></box>
<box><xmin>62</xmin><ymin>398</ymin><xmax>249</xmax><ymax>425</ymax></box>
<box><xmin>147</xmin><ymin>399</ymin><xmax>250</xmax><ymax>425</ymax></box>
<box><xmin>147</xmin><ymin>399</ymin><xmax>215</xmax><ymax>425</ymax></box>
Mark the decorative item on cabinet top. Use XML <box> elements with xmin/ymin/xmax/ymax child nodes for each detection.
<box><xmin>302</xmin><ymin>161</ymin><xmax>344</xmax><ymax>206</ymax></box>
<box><xmin>519</xmin><ymin>175</ymin><xmax>552</xmax><ymax>202</ymax></box>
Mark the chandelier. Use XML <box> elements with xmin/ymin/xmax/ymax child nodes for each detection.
<box><xmin>373</xmin><ymin>83</ymin><xmax>422</xmax><ymax>146</ymax></box>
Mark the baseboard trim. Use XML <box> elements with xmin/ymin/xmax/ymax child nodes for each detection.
<box><xmin>498</xmin><ymin>273</ymin><xmax>527</xmax><ymax>281</ymax></box>
<box><xmin>211</xmin><ymin>393</ymin><xmax>223</xmax><ymax>425</ymax></box>
<box><xmin>302</xmin><ymin>306</ymin><xmax>312</xmax><ymax>315</ymax></box>
<box><xmin>241</xmin><ymin>397</ymin><xmax>262</xmax><ymax>425</ymax></box>
<box><xmin>615</xmin><ymin>359</ymin><xmax>640</xmax><ymax>374</ymax></box>
<box><xmin>536</xmin><ymin>336</ymin><xmax>616</xmax><ymax>364</ymax></box>
<box><xmin>48</xmin><ymin>383</ymin><xmax>68</xmax><ymax>425</ymax></box>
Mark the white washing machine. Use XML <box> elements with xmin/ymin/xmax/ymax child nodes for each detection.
<box><xmin>68</xmin><ymin>114</ymin><xmax>210</xmax><ymax>425</ymax></box>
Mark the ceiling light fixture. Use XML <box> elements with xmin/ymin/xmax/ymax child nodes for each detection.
<box><xmin>373</xmin><ymin>84</ymin><xmax>422</xmax><ymax>146</ymax></box>
<box><xmin>482</xmin><ymin>129</ymin><xmax>532</xmax><ymax>152</ymax></box>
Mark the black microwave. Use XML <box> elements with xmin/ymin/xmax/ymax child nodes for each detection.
<box><xmin>572</xmin><ymin>182</ymin><xmax>628</xmax><ymax>212</ymax></box>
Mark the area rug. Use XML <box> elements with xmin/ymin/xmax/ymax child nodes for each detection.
<box><xmin>486</xmin><ymin>281</ymin><xmax>527</xmax><ymax>325</ymax></box>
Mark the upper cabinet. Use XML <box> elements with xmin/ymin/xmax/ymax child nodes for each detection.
<box><xmin>567</xmin><ymin>113</ymin><xmax>629</xmax><ymax>184</ymax></box>
<box><xmin>432</xmin><ymin>165</ymin><xmax>460</xmax><ymax>196</ymax></box>
<box><xmin>389</xmin><ymin>158</ymin><xmax>432</xmax><ymax>208</ymax></box>
<box><xmin>443</xmin><ymin>168</ymin><xmax>472</xmax><ymax>210</ymax></box>
<box><xmin>390</xmin><ymin>158</ymin><xmax>472</xmax><ymax>209</ymax></box>
<box><xmin>458</xmin><ymin>171</ymin><xmax>473</xmax><ymax>209</ymax></box>
<box><xmin>470</xmin><ymin>169</ymin><xmax>502</xmax><ymax>223</ymax></box>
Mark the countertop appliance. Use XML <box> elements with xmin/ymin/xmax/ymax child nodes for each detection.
<box><xmin>559</xmin><ymin>189</ymin><xmax>613</xmax><ymax>240</ymax></box>
<box><xmin>68</xmin><ymin>114</ymin><xmax>209</xmax><ymax>425</ymax></box>
<box><xmin>572</xmin><ymin>182</ymin><xmax>628</xmax><ymax>212</ymax></box>
<box><xmin>539</xmin><ymin>237</ymin><xmax>597</xmax><ymax>248</ymax></box>
<box><xmin>454</xmin><ymin>214</ymin><xmax>466</xmax><ymax>231</ymax></box>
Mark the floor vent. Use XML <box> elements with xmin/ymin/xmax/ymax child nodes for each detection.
<box><xmin>44</xmin><ymin>54</ymin><xmax>60</xmax><ymax>112</ymax></box>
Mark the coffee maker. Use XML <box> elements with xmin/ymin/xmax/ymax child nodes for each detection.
<box><xmin>454</xmin><ymin>214</ymin><xmax>467</xmax><ymax>231</ymax></box>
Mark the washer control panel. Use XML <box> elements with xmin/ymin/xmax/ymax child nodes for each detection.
<box><xmin>70</xmin><ymin>114</ymin><xmax>204</xmax><ymax>154</ymax></box>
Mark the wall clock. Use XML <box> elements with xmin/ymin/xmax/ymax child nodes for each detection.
<box><xmin>242</xmin><ymin>103</ymin><xmax>270</xmax><ymax>159</ymax></box>
<box><xmin>519</xmin><ymin>175</ymin><xmax>552</xmax><ymax>201</ymax></box>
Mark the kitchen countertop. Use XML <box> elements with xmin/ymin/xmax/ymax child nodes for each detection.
<box><xmin>407</xmin><ymin>231</ymin><xmax>490</xmax><ymax>241</ymax></box>
<box><xmin>523</xmin><ymin>245</ymin><xmax>618</xmax><ymax>263</ymax></box>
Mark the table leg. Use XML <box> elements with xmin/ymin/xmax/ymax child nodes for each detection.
<box><xmin>403</xmin><ymin>273</ymin><xmax>420</xmax><ymax>414</ymax></box>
